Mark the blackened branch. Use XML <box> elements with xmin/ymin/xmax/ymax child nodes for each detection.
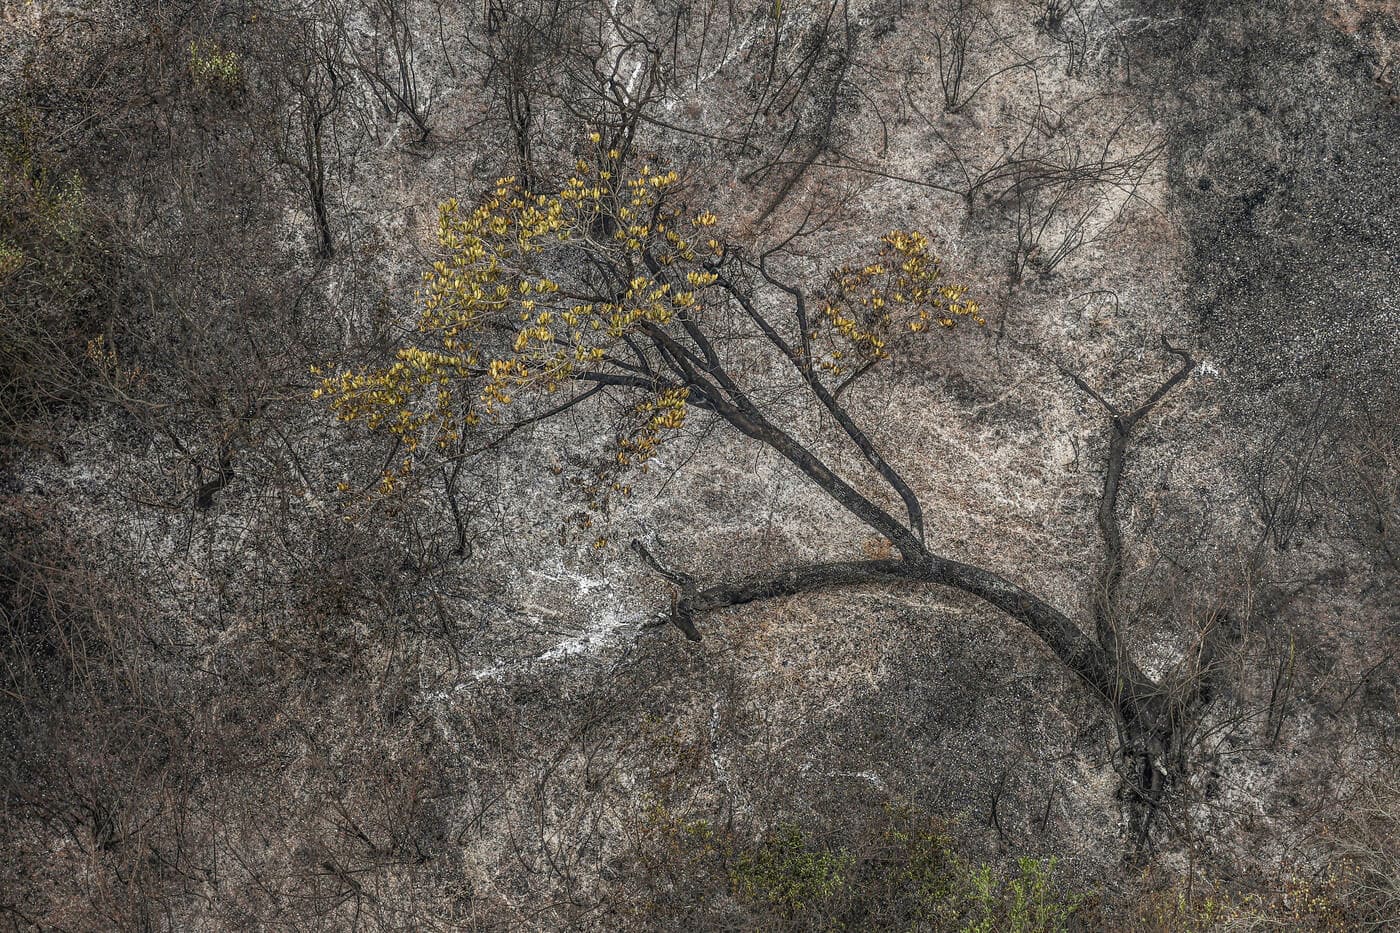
<box><xmin>1063</xmin><ymin>342</ymin><xmax>1197</xmax><ymax>656</ymax></box>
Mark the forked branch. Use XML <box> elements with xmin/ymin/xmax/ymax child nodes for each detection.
<box><xmin>1061</xmin><ymin>338</ymin><xmax>1196</xmax><ymax>658</ymax></box>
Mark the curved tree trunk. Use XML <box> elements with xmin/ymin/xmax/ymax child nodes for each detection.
<box><xmin>630</xmin><ymin>341</ymin><xmax>1200</xmax><ymax>854</ymax></box>
<box><xmin>639</xmin><ymin>546</ymin><xmax>1185</xmax><ymax>849</ymax></box>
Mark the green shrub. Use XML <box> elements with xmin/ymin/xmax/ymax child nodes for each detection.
<box><xmin>717</xmin><ymin>805</ymin><xmax>1083</xmax><ymax>931</ymax></box>
<box><xmin>871</xmin><ymin>806</ymin><xmax>1080</xmax><ymax>932</ymax></box>
<box><xmin>188</xmin><ymin>40</ymin><xmax>242</xmax><ymax>94</ymax></box>
<box><xmin>0</xmin><ymin>117</ymin><xmax>112</xmax><ymax>447</ymax></box>
<box><xmin>731</xmin><ymin>825</ymin><xmax>853</xmax><ymax>918</ymax></box>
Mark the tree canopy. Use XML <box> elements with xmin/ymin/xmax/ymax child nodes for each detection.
<box><xmin>317</xmin><ymin>137</ymin><xmax>981</xmax><ymax>510</ymax></box>
<box><xmin>315</xmin><ymin>138</ymin><xmax>1193</xmax><ymax>845</ymax></box>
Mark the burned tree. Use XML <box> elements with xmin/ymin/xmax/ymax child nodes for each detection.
<box><xmin>319</xmin><ymin>142</ymin><xmax>1203</xmax><ymax>846</ymax></box>
<box><xmin>266</xmin><ymin>14</ymin><xmax>347</xmax><ymax>259</ymax></box>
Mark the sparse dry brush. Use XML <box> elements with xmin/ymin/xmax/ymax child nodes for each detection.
<box><xmin>317</xmin><ymin>128</ymin><xmax>1211</xmax><ymax>855</ymax></box>
<box><xmin>1</xmin><ymin>0</ymin><xmax>1396</xmax><ymax>928</ymax></box>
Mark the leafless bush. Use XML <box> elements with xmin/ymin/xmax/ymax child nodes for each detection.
<box><xmin>1329</xmin><ymin>746</ymin><xmax>1400</xmax><ymax>928</ymax></box>
<box><xmin>1249</xmin><ymin>393</ymin><xmax>1330</xmax><ymax>552</ymax></box>
<box><xmin>1035</xmin><ymin>0</ymin><xmax>1153</xmax><ymax>80</ymax></box>
<box><xmin>351</xmin><ymin>0</ymin><xmax>434</xmax><ymax>141</ymax></box>
<box><xmin>262</xmin><ymin>11</ymin><xmax>348</xmax><ymax>260</ymax></box>
<box><xmin>1325</xmin><ymin>391</ymin><xmax>1400</xmax><ymax>579</ymax></box>
<box><xmin>921</xmin><ymin>0</ymin><xmax>1035</xmax><ymax>114</ymax></box>
<box><xmin>1003</xmin><ymin>111</ymin><xmax>1161</xmax><ymax>282</ymax></box>
<box><xmin>0</xmin><ymin>466</ymin><xmax>485</xmax><ymax>927</ymax></box>
<box><xmin>458</xmin><ymin>1</ymin><xmax>593</xmax><ymax>189</ymax></box>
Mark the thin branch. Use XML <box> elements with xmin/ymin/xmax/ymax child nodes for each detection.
<box><xmin>720</xmin><ymin>271</ymin><xmax>925</xmax><ymax>542</ymax></box>
<box><xmin>446</xmin><ymin>384</ymin><xmax>607</xmax><ymax>463</ymax></box>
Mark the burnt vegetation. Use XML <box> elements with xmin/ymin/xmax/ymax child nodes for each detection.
<box><xmin>1</xmin><ymin>0</ymin><xmax>1397</xmax><ymax>929</ymax></box>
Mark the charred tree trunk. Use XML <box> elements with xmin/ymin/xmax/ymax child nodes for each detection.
<box><xmin>630</xmin><ymin>333</ymin><xmax>1201</xmax><ymax>854</ymax></box>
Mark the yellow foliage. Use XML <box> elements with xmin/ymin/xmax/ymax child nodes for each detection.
<box><xmin>0</xmin><ymin>242</ymin><xmax>22</xmax><ymax>281</ymax></box>
<box><xmin>188</xmin><ymin>40</ymin><xmax>241</xmax><ymax>91</ymax></box>
<box><xmin>815</xmin><ymin>229</ymin><xmax>982</xmax><ymax>376</ymax></box>
<box><xmin>316</xmin><ymin>141</ymin><xmax>975</xmax><ymax>505</ymax></box>
<box><xmin>318</xmin><ymin>141</ymin><xmax>701</xmax><ymax>493</ymax></box>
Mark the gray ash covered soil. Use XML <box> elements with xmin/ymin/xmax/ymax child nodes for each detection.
<box><xmin>1</xmin><ymin>1</ymin><xmax>1398</xmax><ymax>929</ymax></box>
<box><xmin>1140</xmin><ymin>0</ymin><xmax>1400</xmax><ymax>388</ymax></box>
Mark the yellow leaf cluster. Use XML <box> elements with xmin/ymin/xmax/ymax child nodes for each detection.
<box><xmin>188</xmin><ymin>40</ymin><xmax>241</xmax><ymax>90</ymax></box>
<box><xmin>316</xmin><ymin>140</ymin><xmax>715</xmax><ymax>496</ymax></box>
<box><xmin>814</xmin><ymin>230</ymin><xmax>982</xmax><ymax>376</ymax></box>
<box><xmin>573</xmin><ymin>386</ymin><xmax>690</xmax><ymax>522</ymax></box>
<box><xmin>616</xmin><ymin>387</ymin><xmax>690</xmax><ymax>468</ymax></box>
